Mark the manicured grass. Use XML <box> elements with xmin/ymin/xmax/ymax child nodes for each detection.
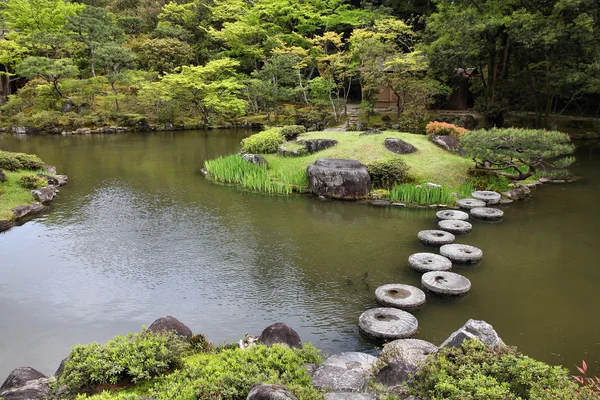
<box><xmin>0</xmin><ymin>170</ymin><xmax>46</xmax><ymax>220</ymax></box>
<box><xmin>264</xmin><ymin>131</ymin><xmax>473</xmax><ymax>189</ymax></box>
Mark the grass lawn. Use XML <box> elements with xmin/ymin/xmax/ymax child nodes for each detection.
<box><xmin>264</xmin><ymin>130</ymin><xmax>473</xmax><ymax>189</ymax></box>
<box><xmin>0</xmin><ymin>170</ymin><xmax>46</xmax><ymax>220</ymax></box>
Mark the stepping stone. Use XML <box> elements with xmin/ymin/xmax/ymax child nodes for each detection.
<box><xmin>421</xmin><ymin>271</ymin><xmax>471</xmax><ymax>296</ymax></box>
<box><xmin>417</xmin><ymin>230</ymin><xmax>455</xmax><ymax>246</ymax></box>
<box><xmin>359</xmin><ymin>308</ymin><xmax>418</xmax><ymax>340</ymax></box>
<box><xmin>456</xmin><ymin>198</ymin><xmax>486</xmax><ymax>209</ymax></box>
<box><xmin>375</xmin><ymin>284</ymin><xmax>426</xmax><ymax>310</ymax></box>
<box><xmin>440</xmin><ymin>244</ymin><xmax>483</xmax><ymax>264</ymax></box>
<box><xmin>438</xmin><ymin>219</ymin><xmax>472</xmax><ymax>234</ymax></box>
<box><xmin>470</xmin><ymin>207</ymin><xmax>504</xmax><ymax>221</ymax></box>
<box><xmin>436</xmin><ymin>210</ymin><xmax>469</xmax><ymax>221</ymax></box>
<box><xmin>380</xmin><ymin>338</ymin><xmax>438</xmax><ymax>367</ymax></box>
<box><xmin>408</xmin><ymin>253</ymin><xmax>452</xmax><ymax>272</ymax></box>
<box><xmin>471</xmin><ymin>190</ymin><xmax>501</xmax><ymax>205</ymax></box>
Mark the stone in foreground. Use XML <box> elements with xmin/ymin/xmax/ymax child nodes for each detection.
<box><xmin>417</xmin><ymin>230</ymin><xmax>455</xmax><ymax>246</ymax></box>
<box><xmin>311</xmin><ymin>365</ymin><xmax>367</xmax><ymax>392</ymax></box>
<box><xmin>375</xmin><ymin>284</ymin><xmax>426</xmax><ymax>310</ymax></box>
<box><xmin>421</xmin><ymin>271</ymin><xmax>471</xmax><ymax>296</ymax></box>
<box><xmin>324</xmin><ymin>394</ymin><xmax>376</xmax><ymax>400</ymax></box>
<box><xmin>440</xmin><ymin>244</ymin><xmax>483</xmax><ymax>264</ymax></box>
<box><xmin>437</xmin><ymin>219</ymin><xmax>472</xmax><ymax>234</ymax></box>
<box><xmin>31</xmin><ymin>186</ymin><xmax>58</xmax><ymax>203</ymax></box>
<box><xmin>258</xmin><ymin>323</ymin><xmax>302</xmax><ymax>349</ymax></box>
<box><xmin>12</xmin><ymin>203</ymin><xmax>45</xmax><ymax>220</ymax></box>
<box><xmin>306</xmin><ymin>159</ymin><xmax>371</xmax><ymax>200</ymax></box>
<box><xmin>380</xmin><ymin>338</ymin><xmax>438</xmax><ymax>367</ymax></box>
<box><xmin>470</xmin><ymin>207</ymin><xmax>504</xmax><ymax>221</ymax></box>
<box><xmin>440</xmin><ymin>319</ymin><xmax>504</xmax><ymax>349</ymax></box>
<box><xmin>148</xmin><ymin>315</ymin><xmax>193</xmax><ymax>339</ymax></box>
<box><xmin>322</xmin><ymin>352</ymin><xmax>377</xmax><ymax>374</ymax></box>
<box><xmin>471</xmin><ymin>190</ymin><xmax>501</xmax><ymax>205</ymax></box>
<box><xmin>0</xmin><ymin>367</ymin><xmax>50</xmax><ymax>400</ymax></box>
<box><xmin>436</xmin><ymin>210</ymin><xmax>469</xmax><ymax>221</ymax></box>
<box><xmin>428</xmin><ymin>135</ymin><xmax>466</xmax><ymax>156</ymax></box>
<box><xmin>247</xmin><ymin>383</ymin><xmax>298</xmax><ymax>400</ymax></box>
<box><xmin>408</xmin><ymin>253</ymin><xmax>452</xmax><ymax>272</ymax></box>
<box><xmin>456</xmin><ymin>198</ymin><xmax>486</xmax><ymax>209</ymax></box>
<box><xmin>359</xmin><ymin>308</ymin><xmax>418</xmax><ymax>340</ymax></box>
<box><xmin>384</xmin><ymin>138</ymin><xmax>418</xmax><ymax>155</ymax></box>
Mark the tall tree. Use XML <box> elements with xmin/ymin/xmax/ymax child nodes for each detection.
<box><xmin>95</xmin><ymin>43</ymin><xmax>136</xmax><ymax>111</ymax></box>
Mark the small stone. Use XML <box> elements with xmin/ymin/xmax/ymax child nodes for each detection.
<box><xmin>258</xmin><ymin>323</ymin><xmax>302</xmax><ymax>349</ymax></box>
<box><xmin>439</xmin><ymin>319</ymin><xmax>504</xmax><ymax>348</ymax></box>
<box><xmin>408</xmin><ymin>253</ymin><xmax>452</xmax><ymax>272</ymax></box>
<box><xmin>391</xmin><ymin>202</ymin><xmax>406</xmax><ymax>207</ymax></box>
<box><xmin>375</xmin><ymin>284</ymin><xmax>426</xmax><ymax>310</ymax></box>
<box><xmin>437</xmin><ymin>220</ymin><xmax>472</xmax><ymax>234</ymax></box>
<box><xmin>384</xmin><ymin>138</ymin><xmax>418</xmax><ymax>155</ymax></box>
<box><xmin>421</xmin><ymin>271</ymin><xmax>471</xmax><ymax>296</ymax></box>
<box><xmin>148</xmin><ymin>316</ymin><xmax>193</xmax><ymax>339</ymax></box>
<box><xmin>417</xmin><ymin>230</ymin><xmax>455</xmax><ymax>246</ymax></box>
<box><xmin>440</xmin><ymin>244</ymin><xmax>483</xmax><ymax>264</ymax></box>
<box><xmin>436</xmin><ymin>210</ymin><xmax>469</xmax><ymax>221</ymax></box>
<box><xmin>31</xmin><ymin>186</ymin><xmax>58</xmax><ymax>203</ymax></box>
<box><xmin>370</xmin><ymin>200</ymin><xmax>391</xmax><ymax>207</ymax></box>
<box><xmin>359</xmin><ymin>308</ymin><xmax>418</xmax><ymax>340</ymax></box>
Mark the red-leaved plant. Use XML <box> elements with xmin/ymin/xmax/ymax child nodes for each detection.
<box><xmin>574</xmin><ymin>360</ymin><xmax>600</xmax><ymax>395</ymax></box>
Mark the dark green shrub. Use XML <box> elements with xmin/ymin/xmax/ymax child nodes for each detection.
<box><xmin>241</xmin><ymin>128</ymin><xmax>285</xmax><ymax>154</ymax></box>
<box><xmin>13</xmin><ymin>153</ymin><xmax>44</xmax><ymax>170</ymax></box>
<box><xmin>410</xmin><ymin>339</ymin><xmax>597</xmax><ymax>400</ymax></box>
<box><xmin>189</xmin><ymin>334</ymin><xmax>212</xmax><ymax>352</ymax></box>
<box><xmin>367</xmin><ymin>158</ymin><xmax>412</xmax><ymax>189</ymax></box>
<box><xmin>280</xmin><ymin>125</ymin><xmax>306</xmax><ymax>140</ymax></box>
<box><xmin>58</xmin><ymin>329</ymin><xmax>189</xmax><ymax>394</ymax></box>
<box><xmin>0</xmin><ymin>151</ymin><xmax>23</xmax><ymax>171</ymax></box>
<box><xmin>19</xmin><ymin>175</ymin><xmax>47</xmax><ymax>189</ymax></box>
<box><xmin>151</xmin><ymin>344</ymin><xmax>323</xmax><ymax>400</ymax></box>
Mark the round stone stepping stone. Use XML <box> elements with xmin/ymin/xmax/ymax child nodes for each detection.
<box><xmin>456</xmin><ymin>198</ymin><xmax>486</xmax><ymax>209</ymax></box>
<box><xmin>440</xmin><ymin>244</ymin><xmax>483</xmax><ymax>264</ymax></box>
<box><xmin>380</xmin><ymin>338</ymin><xmax>438</xmax><ymax>367</ymax></box>
<box><xmin>471</xmin><ymin>190</ymin><xmax>501</xmax><ymax>205</ymax></box>
<box><xmin>375</xmin><ymin>284</ymin><xmax>426</xmax><ymax>310</ymax></box>
<box><xmin>359</xmin><ymin>308</ymin><xmax>418</xmax><ymax>340</ymax></box>
<box><xmin>438</xmin><ymin>219</ymin><xmax>472</xmax><ymax>234</ymax></box>
<box><xmin>408</xmin><ymin>253</ymin><xmax>452</xmax><ymax>272</ymax></box>
<box><xmin>470</xmin><ymin>207</ymin><xmax>504</xmax><ymax>221</ymax></box>
<box><xmin>323</xmin><ymin>352</ymin><xmax>377</xmax><ymax>373</ymax></box>
<box><xmin>417</xmin><ymin>230</ymin><xmax>455</xmax><ymax>246</ymax></box>
<box><xmin>421</xmin><ymin>271</ymin><xmax>471</xmax><ymax>296</ymax></box>
<box><xmin>436</xmin><ymin>210</ymin><xmax>469</xmax><ymax>221</ymax></box>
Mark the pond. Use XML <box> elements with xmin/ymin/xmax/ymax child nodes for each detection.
<box><xmin>0</xmin><ymin>130</ymin><xmax>599</xmax><ymax>379</ymax></box>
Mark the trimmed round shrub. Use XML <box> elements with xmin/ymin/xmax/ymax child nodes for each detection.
<box><xmin>241</xmin><ymin>128</ymin><xmax>285</xmax><ymax>154</ymax></box>
<box><xmin>0</xmin><ymin>151</ymin><xmax>23</xmax><ymax>171</ymax></box>
<box><xmin>410</xmin><ymin>339</ymin><xmax>597</xmax><ymax>400</ymax></box>
<box><xmin>280</xmin><ymin>125</ymin><xmax>306</xmax><ymax>140</ymax></box>
<box><xmin>426</xmin><ymin>121</ymin><xmax>468</xmax><ymax>139</ymax></box>
<box><xmin>367</xmin><ymin>158</ymin><xmax>412</xmax><ymax>189</ymax></box>
<box><xmin>19</xmin><ymin>175</ymin><xmax>47</xmax><ymax>189</ymax></box>
<box><xmin>13</xmin><ymin>152</ymin><xmax>44</xmax><ymax>170</ymax></box>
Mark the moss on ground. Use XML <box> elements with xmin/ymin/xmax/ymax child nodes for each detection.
<box><xmin>0</xmin><ymin>169</ymin><xmax>49</xmax><ymax>220</ymax></box>
<box><xmin>264</xmin><ymin>130</ymin><xmax>472</xmax><ymax>189</ymax></box>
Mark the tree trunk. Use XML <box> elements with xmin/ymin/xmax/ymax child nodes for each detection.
<box><xmin>111</xmin><ymin>81</ymin><xmax>119</xmax><ymax>112</ymax></box>
<box><xmin>89</xmin><ymin>46</ymin><xmax>96</xmax><ymax>78</ymax></box>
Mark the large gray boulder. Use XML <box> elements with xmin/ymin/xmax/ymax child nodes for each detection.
<box><xmin>440</xmin><ymin>319</ymin><xmax>504</xmax><ymax>349</ymax></box>
<box><xmin>429</xmin><ymin>135</ymin><xmax>466</xmax><ymax>156</ymax></box>
<box><xmin>258</xmin><ymin>323</ymin><xmax>302</xmax><ymax>349</ymax></box>
<box><xmin>376</xmin><ymin>339</ymin><xmax>438</xmax><ymax>388</ymax></box>
<box><xmin>147</xmin><ymin>315</ymin><xmax>193</xmax><ymax>339</ymax></box>
<box><xmin>0</xmin><ymin>367</ymin><xmax>50</xmax><ymax>400</ymax></box>
<box><xmin>310</xmin><ymin>365</ymin><xmax>367</xmax><ymax>392</ymax></box>
<box><xmin>247</xmin><ymin>384</ymin><xmax>298</xmax><ymax>400</ymax></box>
<box><xmin>12</xmin><ymin>203</ymin><xmax>44</xmax><ymax>219</ymax></box>
<box><xmin>384</xmin><ymin>138</ymin><xmax>418</xmax><ymax>155</ymax></box>
<box><xmin>31</xmin><ymin>186</ymin><xmax>58</xmax><ymax>203</ymax></box>
<box><xmin>322</xmin><ymin>352</ymin><xmax>377</xmax><ymax>374</ymax></box>
<box><xmin>306</xmin><ymin>159</ymin><xmax>371</xmax><ymax>200</ymax></box>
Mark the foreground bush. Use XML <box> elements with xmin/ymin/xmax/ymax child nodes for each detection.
<box><xmin>461</xmin><ymin>128</ymin><xmax>575</xmax><ymax>180</ymax></box>
<box><xmin>241</xmin><ymin>128</ymin><xmax>285</xmax><ymax>154</ymax></box>
<box><xmin>19</xmin><ymin>175</ymin><xmax>46</xmax><ymax>189</ymax></box>
<box><xmin>0</xmin><ymin>151</ymin><xmax>23</xmax><ymax>171</ymax></box>
<box><xmin>410</xmin><ymin>339</ymin><xmax>597</xmax><ymax>400</ymax></box>
<box><xmin>13</xmin><ymin>153</ymin><xmax>45</xmax><ymax>170</ymax></box>
<box><xmin>367</xmin><ymin>158</ymin><xmax>412</xmax><ymax>189</ymax></box>
<box><xmin>426</xmin><ymin>121</ymin><xmax>468</xmax><ymax>139</ymax></box>
<box><xmin>151</xmin><ymin>344</ymin><xmax>323</xmax><ymax>400</ymax></box>
<box><xmin>58</xmin><ymin>330</ymin><xmax>188</xmax><ymax>394</ymax></box>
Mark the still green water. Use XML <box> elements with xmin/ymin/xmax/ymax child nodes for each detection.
<box><xmin>0</xmin><ymin>131</ymin><xmax>598</xmax><ymax>379</ymax></box>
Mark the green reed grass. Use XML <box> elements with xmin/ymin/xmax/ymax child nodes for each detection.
<box><xmin>389</xmin><ymin>183</ymin><xmax>457</xmax><ymax>205</ymax></box>
<box><xmin>204</xmin><ymin>155</ymin><xmax>294</xmax><ymax>195</ymax></box>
